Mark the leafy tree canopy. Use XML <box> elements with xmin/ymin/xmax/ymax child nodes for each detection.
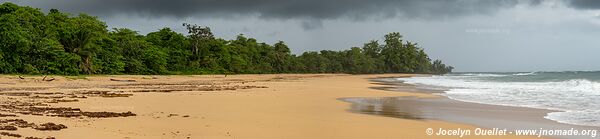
<box><xmin>0</xmin><ymin>2</ymin><xmax>453</xmax><ymax>75</ymax></box>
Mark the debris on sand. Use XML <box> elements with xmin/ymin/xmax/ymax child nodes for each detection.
<box><xmin>0</xmin><ymin>113</ymin><xmax>17</xmax><ymax>117</ymax></box>
<box><xmin>30</xmin><ymin>95</ymin><xmax>65</xmax><ymax>99</ymax></box>
<box><xmin>99</xmin><ymin>93</ymin><xmax>133</xmax><ymax>98</ymax></box>
<box><xmin>0</xmin><ymin>76</ymin><xmax>271</xmax><ymax>137</ymax></box>
<box><xmin>0</xmin><ymin>126</ymin><xmax>17</xmax><ymax>130</ymax></box>
<box><xmin>0</xmin><ymin>92</ymin><xmax>31</xmax><ymax>96</ymax></box>
<box><xmin>81</xmin><ymin>111</ymin><xmax>136</xmax><ymax>118</ymax></box>
<box><xmin>0</xmin><ymin>119</ymin><xmax>34</xmax><ymax>128</ymax></box>
<box><xmin>0</xmin><ymin>119</ymin><xmax>67</xmax><ymax>131</ymax></box>
<box><xmin>110</xmin><ymin>78</ymin><xmax>136</xmax><ymax>82</ymax></box>
<box><xmin>45</xmin><ymin>99</ymin><xmax>79</xmax><ymax>103</ymax></box>
<box><xmin>68</xmin><ymin>95</ymin><xmax>87</xmax><ymax>98</ymax></box>
<box><xmin>167</xmin><ymin>114</ymin><xmax>179</xmax><ymax>117</ymax></box>
<box><xmin>0</xmin><ymin>131</ymin><xmax>22</xmax><ymax>138</ymax></box>
<box><xmin>75</xmin><ymin>90</ymin><xmax>132</xmax><ymax>98</ymax></box>
<box><xmin>42</xmin><ymin>76</ymin><xmax>55</xmax><ymax>82</ymax></box>
<box><xmin>34</xmin><ymin>123</ymin><xmax>67</xmax><ymax>131</ymax></box>
<box><xmin>0</xmin><ymin>105</ymin><xmax>136</xmax><ymax>118</ymax></box>
<box><xmin>26</xmin><ymin>136</ymin><xmax>56</xmax><ymax>139</ymax></box>
<box><xmin>129</xmin><ymin>85</ymin><xmax>268</xmax><ymax>93</ymax></box>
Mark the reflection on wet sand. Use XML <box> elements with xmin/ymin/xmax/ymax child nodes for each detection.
<box><xmin>341</xmin><ymin>78</ymin><xmax>599</xmax><ymax>139</ymax></box>
<box><xmin>341</xmin><ymin>97</ymin><xmax>427</xmax><ymax>120</ymax></box>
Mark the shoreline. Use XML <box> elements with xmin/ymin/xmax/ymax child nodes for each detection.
<box><xmin>342</xmin><ymin>77</ymin><xmax>598</xmax><ymax>139</ymax></box>
<box><xmin>0</xmin><ymin>74</ymin><xmax>540</xmax><ymax>138</ymax></box>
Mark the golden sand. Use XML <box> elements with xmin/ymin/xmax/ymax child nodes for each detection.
<box><xmin>0</xmin><ymin>74</ymin><xmax>539</xmax><ymax>139</ymax></box>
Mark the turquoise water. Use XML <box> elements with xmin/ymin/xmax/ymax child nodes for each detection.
<box><xmin>397</xmin><ymin>71</ymin><xmax>600</xmax><ymax>127</ymax></box>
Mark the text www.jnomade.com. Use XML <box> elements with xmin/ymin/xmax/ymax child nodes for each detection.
<box><xmin>426</xmin><ymin>128</ymin><xmax>597</xmax><ymax>138</ymax></box>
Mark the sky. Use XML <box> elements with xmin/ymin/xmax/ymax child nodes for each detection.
<box><xmin>3</xmin><ymin>0</ymin><xmax>600</xmax><ymax>72</ymax></box>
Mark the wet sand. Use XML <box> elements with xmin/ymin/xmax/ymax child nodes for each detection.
<box><xmin>341</xmin><ymin>78</ymin><xmax>600</xmax><ymax>139</ymax></box>
<box><xmin>0</xmin><ymin>74</ymin><xmax>540</xmax><ymax>139</ymax></box>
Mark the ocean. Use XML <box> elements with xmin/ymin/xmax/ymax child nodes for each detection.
<box><xmin>397</xmin><ymin>71</ymin><xmax>600</xmax><ymax>127</ymax></box>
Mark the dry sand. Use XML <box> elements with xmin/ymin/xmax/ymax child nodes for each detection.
<box><xmin>0</xmin><ymin>74</ymin><xmax>539</xmax><ymax>139</ymax></box>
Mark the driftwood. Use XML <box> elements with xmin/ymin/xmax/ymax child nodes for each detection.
<box><xmin>42</xmin><ymin>75</ymin><xmax>55</xmax><ymax>82</ymax></box>
<box><xmin>44</xmin><ymin>78</ymin><xmax>56</xmax><ymax>82</ymax></box>
<box><xmin>110</xmin><ymin>79</ymin><xmax>136</xmax><ymax>82</ymax></box>
<box><xmin>18</xmin><ymin>76</ymin><xmax>25</xmax><ymax>79</ymax></box>
<box><xmin>142</xmin><ymin>76</ymin><xmax>159</xmax><ymax>79</ymax></box>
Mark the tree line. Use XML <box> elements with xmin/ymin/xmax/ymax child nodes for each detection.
<box><xmin>0</xmin><ymin>3</ymin><xmax>453</xmax><ymax>75</ymax></box>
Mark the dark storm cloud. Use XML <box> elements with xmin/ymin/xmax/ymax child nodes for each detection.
<box><xmin>566</xmin><ymin>0</ymin><xmax>600</xmax><ymax>9</ymax></box>
<box><xmin>10</xmin><ymin>0</ymin><xmax>539</xmax><ymax>20</ymax></box>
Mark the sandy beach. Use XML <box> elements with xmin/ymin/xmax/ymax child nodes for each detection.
<box><xmin>4</xmin><ymin>1</ymin><xmax>599</xmax><ymax>138</ymax></box>
<box><xmin>0</xmin><ymin>74</ymin><xmax>543</xmax><ymax>139</ymax></box>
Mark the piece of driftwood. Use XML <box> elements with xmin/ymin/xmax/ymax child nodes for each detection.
<box><xmin>42</xmin><ymin>75</ymin><xmax>55</xmax><ymax>82</ymax></box>
<box><xmin>110</xmin><ymin>79</ymin><xmax>136</xmax><ymax>82</ymax></box>
<box><xmin>18</xmin><ymin>76</ymin><xmax>25</xmax><ymax>79</ymax></box>
<box><xmin>142</xmin><ymin>76</ymin><xmax>159</xmax><ymax>79</ymax></box>
<box><xmin>44</xmin><ymin>78</ymin><xmax>56</xmax><ymax>82</ymax></box>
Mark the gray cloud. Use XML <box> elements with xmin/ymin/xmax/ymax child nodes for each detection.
<box><xmin>566</xmin><ymin>0</ymin><xmax>600</xmax><ymax>9</ymax></box>
<box><xmin>7</xmin><ymin>0</ymin><xmax>539</xmax><ymax>21</ymax></box>
<box><xmin>300</xmin><ymin>19</ymin><xmax>323</xmax><ymax>30</ymax></box>
<box><xmin>11</xmin><ymin>0</ymin><xmax>600</xmax><ymax>72</ymax></box>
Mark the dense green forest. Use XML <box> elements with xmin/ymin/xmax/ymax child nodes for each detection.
<box><xmin>0</xmin><ymin>3</ymin><xmax>453</xmax><ymax>75</ymax></box>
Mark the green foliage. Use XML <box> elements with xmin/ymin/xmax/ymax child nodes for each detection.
<box><xmin>146</xmin><ymin>28</ymin><xmax>190</xmax><ymax>71</ymax></box>
<box><xmin>93</xmin><ymin>36</ymin><xmax>125</xmax><ymax>74</ymax></box>
<box><xmin>272</xmin><ymin>41</ymin><xmax>291</xmax><ymax>73</ymax></box>
<box><xmin>53</xmin><ymin>13</ymin><xmax>107</xmax><ymax>74</ymax></box>
<box><xmin>0</xmin><ymin>2</ymin><xmax>453</xmax><ymax>75</ymax></box>
<box><xmin>431</xmin><ymin>60</ymin><xmax>454</xmax><ymax>74</ymax></box>
<box><xmin>299</xmin><ymin>52</ymin><xmax>329</xmax><ymax>73</ymax></box>
<box><xmin>0</xmin><ymin>3</ymin><xmax>82</xmax><ymax>75</ymax></box>
<box><xmin>110</xmin><ymin>28</ymin><xmax>168</xmax><ymax>74</ymax></box>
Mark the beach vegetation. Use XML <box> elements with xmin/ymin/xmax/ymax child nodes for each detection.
<box><xmin>0</xmin><ymin>3</ymin><xmax>453</xmax><ymax>75</ymax></box>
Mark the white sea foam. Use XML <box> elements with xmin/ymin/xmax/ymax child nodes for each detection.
<box><xmin>513</xmin><ymin>72</ymin><xmax>537</xmax><ymax>76</ymax></box>
<box><xmin>459</xmin><ymin>73</ymin><xmax>508</xmax><ymax>77</ymax></box>
<box><xmin>397</xmin><ymin>74</ymin><xmax>600</xmax><ymax>127</ymax></box>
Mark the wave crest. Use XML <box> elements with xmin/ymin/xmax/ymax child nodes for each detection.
<box><xmin>513</xmin><ymin>72</ymin><xmax>537</xmax><ymax>76</ymax></box>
